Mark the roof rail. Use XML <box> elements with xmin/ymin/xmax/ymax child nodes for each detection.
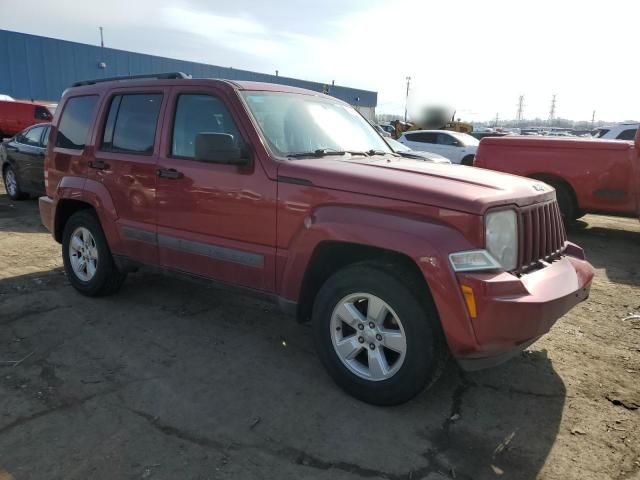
<box><xmin>71</xmin><ymin>72</ymin><xmax>191</xmax><ymax>87</ymax></box>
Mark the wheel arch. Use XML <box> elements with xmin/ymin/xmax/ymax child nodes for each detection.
<box><xmin>296</xmin><ymin>241</ymin><xmax>431</xmax><ymax>324</ymax></box>
<box><xmin>527</xmin><ymin>172</ymin><xmax>579</xmax><ymax>210</ymax></box>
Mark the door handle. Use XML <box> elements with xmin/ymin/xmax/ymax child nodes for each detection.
<box><xmin>157</xmin><ymin>168</ymin><xmax>183</xmax><ymax>179</ymax></box>
<box><xmin>88</xmin><ymin>160</ymin><xmax>110</xmax><ymax>170</ymax></box>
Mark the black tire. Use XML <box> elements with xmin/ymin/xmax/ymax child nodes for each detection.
<box><xmin>62</xmin><ymin>210</ymin><xmax>126</xmax><ymax>296</ymax></box>
<box><xmin>312</xmin><ymin>261</ymin><xmax>446</xmax><ymax>405</ymax></box>
<box><xmin>552</xmin><ymin>183</ymin><xmax>576</xmax><ymax>222</ymax></box>
<box><xmin>461</xmin><ymin>155</ymin><xmax>475</xmax><ymax>166</ymax></box>
<box><xmin>3</xmin><ymin>165</ymin><xmax>27</xmax><ymax>200</ymax></box>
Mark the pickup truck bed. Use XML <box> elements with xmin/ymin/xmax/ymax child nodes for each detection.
<box><xmin>474</xmin><ymin>135</ymin><xmax>640</xmax><ymax>221</ymax></box>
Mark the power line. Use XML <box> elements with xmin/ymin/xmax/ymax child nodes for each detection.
<box><xmin>516</xmin><ymin>95</ymin><xmax>525</xmax><ymax>124</ymax></box>
<box><xmin>548</xmin><ymin>94</ymin><xmax>557</xmax><ymax>125</ymax></box>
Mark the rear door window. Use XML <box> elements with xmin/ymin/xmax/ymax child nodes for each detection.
<box><xmin>405</xmin><ymin>132</ymin><xmax>437</xmax><ymax>143</ymax></box>
<box><xmin>55</xmin><ymin>96</ymin><xmax>98</xmax><ymax>150</ymax></box>
<box><xmin>101</xmin><ymin>93</ymin><xmax>163</xmax><ymax>154</ymax></box>
<box><xmin>171</xmin><ymin>94</ymin><xmax>243</xmax><ymax>159</ymax></box>
<box><xmin>616</xmin><ymin>128</ymin><xmax>638</xmax><ymax>141</ymax></box>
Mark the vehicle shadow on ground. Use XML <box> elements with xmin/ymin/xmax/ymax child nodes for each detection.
<box><xmin>0</xmin><ymin>192</ymin><xmax>45</xmax><ymax>234</ymax></box>
<box><xmin>0</xmin><ymin>268</ymin><xmax>565</xmax><ymax>480</ymax></box>
<box><xmin>567</xmin><ymin>219</ymin><xmax>640</xmax><ymax>286</ymax></box>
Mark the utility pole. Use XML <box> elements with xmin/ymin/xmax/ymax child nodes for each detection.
<box><xmin>99</xmin><ymin>26</ymin><xmax>104</xmax><ymax>48</ymax></box>
<box><xmin>494</xmin><ymin>112</ymin><xmax>499</xmax><ymax>128</ymax></box>
<box><xmin>591</xmin><ymin>110</ymin><xmax>596</xmax><ymax>128</ymax></box>
<box><xmin>548</xmin><ymin>94</ymin><xmax>557</xmax><ymax>126</ymax></box>
<box><xmin>516</xmin><ymin>95</ymin><xmax>525</xmax><ymax>125</ymax></box>
<box><xmin>404</xmin><ymin>76</ymin><xmax>411</xmax><ymax>122</ymax></box>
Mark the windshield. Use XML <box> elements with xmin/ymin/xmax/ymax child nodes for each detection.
<box><xmin>591</xmin><ymin>128</ymin><xmax>609</xmax><ymax>138</ymax></box>
<box><xmin>386</xmin><ymin>137</ymin><xmax>411</xmax><ymax>152</ymax></box>
<box><xmin>241</xmin><ymin>92</ymin><xmax>392</xmax><ymax>157</ymax></box>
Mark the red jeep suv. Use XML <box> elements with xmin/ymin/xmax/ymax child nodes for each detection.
<box><xmin>39</xmin><ymin>73</ymin><xmax>594</xmax><ymax>405</ymax></box>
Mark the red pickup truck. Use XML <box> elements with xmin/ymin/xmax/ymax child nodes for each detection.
<box><xmin>475</xmin><ymin>134</ymin><xmax>640</xmax><ymax>221</ymax></box>
<box><xmin>39</xmin><ymin>73</ymin><xmax>594</xmax><ymax>405</ymax></box>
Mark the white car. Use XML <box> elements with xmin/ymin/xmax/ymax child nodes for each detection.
<box><xmin>385</xmin><ymin>138</ymin><xmax>451</xmax><ymax>164</ymax></box>
<box><xmin>591</xmin><ymin>123</ymin><xmax>638</xmax><ymax>141</ymax></box>
<box><xmin>0</xmin><ymin>94</ymin><xmax>14</xmax><ymax>101</ymax></box>
<box><xmin>396</xmin><ymin>130</ymin><xmax>479</xmax><ymax>165</ymax></box>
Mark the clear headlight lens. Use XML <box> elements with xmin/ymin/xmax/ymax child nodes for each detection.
<box><xmin>449</xmin><ymin>250</ymin><xmax>501</xmax><ymax>272</ymax></box>
<box><xmin>485</xmin><ymin>209</ymin><xmax>518</xmax><ymax>271</ymax></box>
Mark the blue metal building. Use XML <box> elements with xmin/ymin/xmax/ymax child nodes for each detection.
<box><xmin>0</xmin><ymin>29</ymin><xmax>377</xmax><ymax>117</ymax></box>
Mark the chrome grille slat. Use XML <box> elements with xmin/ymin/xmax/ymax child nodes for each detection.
<box><xmin>517</xmin><ymin>200</ymin><xmax>566</xmax><ymax>272</ymax></box>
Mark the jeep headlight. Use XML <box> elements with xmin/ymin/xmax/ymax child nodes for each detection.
<box><xmin>485</xmin><ymin>209</ymin><xmax>518</xmax><ymax>271</ymax></box>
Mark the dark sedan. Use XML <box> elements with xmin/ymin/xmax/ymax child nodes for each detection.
<box><xmin>1</xmin><ymin>123</ymin><xmax>50</xmax><ymax>200</ymax></box>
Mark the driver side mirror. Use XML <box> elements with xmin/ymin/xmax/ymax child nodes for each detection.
<box><xmin>195</xmin><ymin>133</ymin><xmax>248</xmax><ymax>165</ymax></box>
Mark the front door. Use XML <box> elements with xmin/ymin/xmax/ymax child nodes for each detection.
<box><xmin>155</xmin><ymin>87</ymin><xmax>277</xmax><ymax>292</ymax></box>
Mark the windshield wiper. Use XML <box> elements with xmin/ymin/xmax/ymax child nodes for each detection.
<box><xmin>366</xmin><ymin>149</ymin><xmax>397</xmax><ymax>157</ymax></box>
<box><xmin>287</xmin><ymin>149</ymin><xmax>370</xmax><ymax>159</ymax></box>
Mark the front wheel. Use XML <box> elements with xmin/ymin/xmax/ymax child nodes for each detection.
<box><xmin>62</xmin><ymin>210</ymin><xmax>126</xmax><ymax>296</ymax></box>
<box><xmin>461</xmin><ymin>155</ymin><xmax>475</xmax><ymax>166</ymax></box>
<box><xmin>312</xmin><ymin>262</ymin><xmax>446</xmax><ymax>405</ymax></box>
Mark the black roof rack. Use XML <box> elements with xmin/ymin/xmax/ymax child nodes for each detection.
<box><xmin>71</xmin><ymin>72</ymin><xmax>192</xmax><ymax>87</ymax></box>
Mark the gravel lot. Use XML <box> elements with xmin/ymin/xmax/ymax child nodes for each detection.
<box><xmin>1</xmin><ymin>186</ymin><xmax>638</xmax><ymax>480</ymax></box>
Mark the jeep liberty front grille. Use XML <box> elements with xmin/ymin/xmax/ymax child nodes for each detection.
<box><xmin>517</xmin><ymin>200</ymin><xmax>566</xmax><ymax>272</ymax></box>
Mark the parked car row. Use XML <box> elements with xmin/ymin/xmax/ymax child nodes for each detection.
<box><xmin>28</xmin><ymin>73</ymin><xmax>593</xmax><ymax>406</ymax></box>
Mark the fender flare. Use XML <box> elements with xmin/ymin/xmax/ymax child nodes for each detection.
<box><xmin>54</xmin><ymin>176</ymin><xmax>122</xmax><ymax>248</ymax></box>
<box><xmin>278</xmin><ymin>205</ymin><xmax>479</xmax><ymax>351</ymax></box>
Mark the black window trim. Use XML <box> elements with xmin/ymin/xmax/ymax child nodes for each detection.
<box><xmin>54</xmin><ymin>94</ymin><xmax>99</xmax><ymax>152</ymax></box>
<box><xmin>168</xmin><ymin>91</ymin><xmax>248</xmax><ymax>162</ymax></box>
<box><xmin>98</xmin><ymin>91</ymin><xmax>164</xmax><ymax>156</ymax></box>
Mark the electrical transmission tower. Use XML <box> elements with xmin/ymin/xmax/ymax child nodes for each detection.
<box><xmin>516</xmin><ymin>95</ymin><xmax>525</xmax><ymax>124</ymax></box>
<box><xmin>548</xmin><ymin>94</ymin><xmax>557</xmax><ymax>125</ymax></box>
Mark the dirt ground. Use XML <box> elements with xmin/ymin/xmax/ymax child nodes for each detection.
<box><xmin>0</xmin><ymin>186</ymin><xmax>638</xmax><ymax>480</ymax></box>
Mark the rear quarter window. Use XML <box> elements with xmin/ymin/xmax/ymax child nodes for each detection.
<box><xmin>616</xmin><ymin>128</ymin><xmax>638</xmax><ymax>141</ymax></box>
<box><xmin>55</xmin><ymin>96</ymin><xmax>98</xmax><ymax>150</ymax></box>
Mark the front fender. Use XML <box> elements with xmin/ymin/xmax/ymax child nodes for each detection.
<box><xmin>278</xmin><ymin>205</ymin><xmax>480</xmax><ymax>352</ymax></box>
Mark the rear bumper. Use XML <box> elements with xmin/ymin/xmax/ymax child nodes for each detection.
<box><xmin>39</xmin><ymin>196</ymin><xmax>54</xmax><ymax>234</ymax></box>
<box><xmin>453</xmin><ymin>243</ymin><xmax>593</xmax><ymax>369</ymax></box>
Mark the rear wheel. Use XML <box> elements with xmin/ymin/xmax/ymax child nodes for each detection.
<box><xmin>312</xmin><ymin>262</ymin><xmax>446</xmax><ymax>405</ymax></box>
<box><xmin>62</xmin><ymin>210</ymin><xmax>126</xmax><ymax>296</ymax></box>
<box><xmin>3</xmin><ymin>165</ymin><xmax>27</xmax><ymax>200</ymax></box>
<box><xmin>552</xmin><ymin>183</ymin><xmax>576</xmax><ymax>222</ymax></box>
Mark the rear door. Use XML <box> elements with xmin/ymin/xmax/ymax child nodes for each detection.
<box><xmin>155</xmin><ymin>86</ymin><xmax>277</xmax><ymax>292</ymax></box>
<box><xmin>87</xmin><ymin>89</ymin><xmax>166</xmax><ymax>264</ymax></box>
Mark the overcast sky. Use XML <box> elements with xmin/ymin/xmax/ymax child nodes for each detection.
<box><xmin>1</xmin><ymin>0</ymin><xmax>638</xmax><ymax>122</ymax></box>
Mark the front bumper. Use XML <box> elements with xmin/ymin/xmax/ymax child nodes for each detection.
<box><xmin>454</xmin><ymin>243</ymin><xmax>593</xmax><ymax>370</ymax></box>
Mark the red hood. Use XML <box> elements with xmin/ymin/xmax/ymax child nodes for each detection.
<box><xmin>277</xmin><ymin>155</ymin><xmax>555</xmax><ymax>215</ymax></box>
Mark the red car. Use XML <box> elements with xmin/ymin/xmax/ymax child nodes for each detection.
<box><xmin>0</xmin><ymin>100</ymin><xmax>53</xmax><ymax>138</ymax></box>
<box><xmin>39</xmin><ymin>73</ymin><xmax>594</xmax><ymax>405</ymax></box>
<box><xmin>475</xmin><ymin>135</ymin><xmax>640</xmax><ymax>221</ymax></box>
